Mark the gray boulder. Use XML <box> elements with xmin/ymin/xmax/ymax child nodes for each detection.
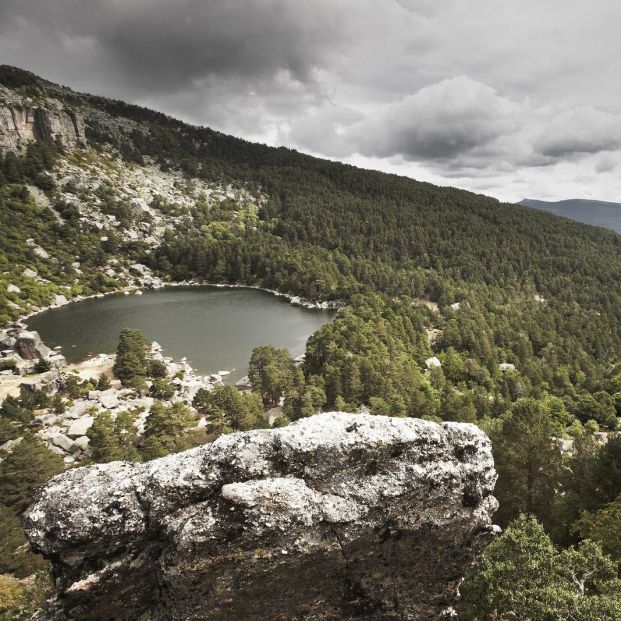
<box><xmin>13</xmin><ymin>330</ymin><xmax>51</xmax><ymax>360</ymax></box>
<box><xmin>66</xmin><ymin>416</ymin><xmax>94</xmax><ymax>438</ymax></box>
<box><xmin>53</xmin><ymin>294</ymin><xmax>69</xmax><ymax>306</ymax></box>
<box><xmin>98</xmin><ymin>389</ymin><xmax>119</xmax><ymax>409</ymax></box>
<box><xmin>24</xmin><ymin>413</ymin><xmax>497</xmax><ymax>620</ymax></box>
<box><xmin>69</xmin><ymin>436</ymin><xmax>90</xmax><ymax>454</ymax></box>
<box><xmin>51</xmin><ymin>434</ymin><xmax>74</xmax><ymax>452</ymax></box>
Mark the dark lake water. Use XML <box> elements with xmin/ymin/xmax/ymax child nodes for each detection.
<box><xmin>27</xmin><ymin>286</ymin><xmax>336</xmax><ymax>381</ymax></box>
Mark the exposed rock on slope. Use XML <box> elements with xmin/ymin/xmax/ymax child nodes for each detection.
<box><xmin>24</xmin><ymin>412</ymin><xmax>497</xmax><ymax>620</ymax></box>
<box><xmin>0</xmin><ymin>87</ymin><xmax>85</xmax><ymax>151</ymax></box>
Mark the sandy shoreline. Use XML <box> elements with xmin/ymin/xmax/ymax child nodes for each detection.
<box><xmin>0</xmin><ymin>355</ymin><xmax>117</xmax><ymax>402</ymax></box>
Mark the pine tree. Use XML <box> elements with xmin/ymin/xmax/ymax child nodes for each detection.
<box><xmin>113</xmin><ymin>328</ymin><xmax>149</xmax><ymax>389</ymax></box>
<box><xmin>141</xmin><ymin>401</ymin><xmax>198</xmax><ymax>459</ymax></box>
<box><xmin>87</xmin><ymin>411</ymin><xmax>139</xmax><ymax>463</ymax></box>
<box><xmin>248</xmin><ymin>345</ymin><xmax>295</xmax><ymax>407</ymax></box>
<box><xmin>0</xmin><ymin>505</ymin><xmax>47</xmax><ymax>577</ymax></box>
<box><xmin>0</xmin><ymin>435</ymin><xmax>64</xmax><ymax>514</ymax></box>
<box><xmin>491</xmin><ymin>398</ymin><xmax>563</xmax><ymax>528</ymax></box>
<box><xmin>3</xmin><ymin>152</ymin><xmax>21</xmax><ymax>182</ymax></box>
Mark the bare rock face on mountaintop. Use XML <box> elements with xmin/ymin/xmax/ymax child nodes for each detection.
<box><xmin>24</xmin><ymin>412</ymin><xmax>498</xmax><ymax>620</ymax></box>
<box><xmin>0</xmin><ymin>95</ymin><xmax>85</xmax><ymax>152</ymax></box>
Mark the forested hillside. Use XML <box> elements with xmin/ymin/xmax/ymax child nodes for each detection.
<box><xmin>3</xmin><ymin>65</ymin><xmax>621</xmax><ymax>618</ymax></box>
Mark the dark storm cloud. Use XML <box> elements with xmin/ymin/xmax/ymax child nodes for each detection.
<box><xmin>347</xmin><ymin>77</ymin><xmax>520</xmax><ymax>161</ymax></box>
<box><xmin>0</xmin><ymin>0</ymin><xmax>348</xmax><ymax>93</ymax></box>
<box><xmin>1</xmin><ymin>0</ymin><xmax>621</xmax><ymax>201</ymax></box>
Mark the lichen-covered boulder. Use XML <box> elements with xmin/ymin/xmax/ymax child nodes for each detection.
<box><xmin>24</xmin><ymin>412</ymin><xmax>497</xmax><ymax>620</ymax></box>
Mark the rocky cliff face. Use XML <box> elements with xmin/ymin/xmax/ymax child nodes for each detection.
<box><xmin>24</xmin><ymin>412</ymin><xmax>497</xmax><ymax>621</ymax></box>
<box><xmin>0</xmin><ymin>87</ymin><xmax>85</xmax><ymax>151</ymax></box>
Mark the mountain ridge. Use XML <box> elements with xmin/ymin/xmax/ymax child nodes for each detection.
<box><xmin>519</xmin><ymin>197</ymin><xmax>621</xmax><ymax>234</ymax></box>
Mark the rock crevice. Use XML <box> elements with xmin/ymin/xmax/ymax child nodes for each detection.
<box><xmin>24</xmin><ymin>412</ymin><xmax>497</xmax><ymax>620</ymax></box>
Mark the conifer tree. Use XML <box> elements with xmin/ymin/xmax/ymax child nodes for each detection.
<box><xmin>0</xmin><ymin>435</ymin><xmax>63</xmax><ymax>514</ymax></box>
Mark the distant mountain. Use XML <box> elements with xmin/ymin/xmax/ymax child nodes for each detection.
<box><xmin>519</xmin><ymin>198</ymin><xmax>621</xmax><ymax>234</ymax></box>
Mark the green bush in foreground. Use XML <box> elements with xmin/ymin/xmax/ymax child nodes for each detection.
<box><xmin>459</xmin><ymin>515</ymin><xmax>621</xmax><ymax>621</ymax></box>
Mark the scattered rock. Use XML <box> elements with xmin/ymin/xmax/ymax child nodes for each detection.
<box><xmin>6</xmin><ymin>284</ymin><xmax>20</xmax><ymax>294</ymax></box>
<box><xmin>70</xmin><ymin>436</ymin><xmax>90</xmax><ymax>453</ymax></box>
<box><xmin>425</xmin><ymin>356</ymin><xmax>442</xmax><ymax>369</ymax></box>
<box><xmin>0</xmin><ymin>437</ymin><xmax>22</xmax><ymax>454</ymax></box>
<box><xmin>64</xmin><ymin>402</ymin><xmax>93</xmax><ymax>420</ymax></box>
<box><xmin>32</xmin><ymin>245</ymin><xmax>50</xmax><ymax>260</ymax></box>
<box><xmin>66</xmin><ymin>416</ymin><xmax>95</xmax><ymax>438</ymax></box>
<box><xmin>33</xmin><ymin>413</ymin><xmax>59</xmax><ymax>426</ymax></box>
<box><xmin>99</xmin><ymin>389</ymin><xmax>119</xmax><ymax>409</ymax></box>
<box><xmin>499</xmin><ymin>363</ymin><xmax>516</xmax><ymax>372</ymax></box>
<box><xmin>51</xmin><ymin>434</ymin><xmax>74</xmax><ymax>452</ymax></box>
<box><xmin>20</xmin><ymin>370</ymin><xmax>61</xmax><ymax>394</ymax></box>
<box><xmin>22</xmin><ymin>268</ymin><xmax>38</xmax><ymax>278</ymax></box>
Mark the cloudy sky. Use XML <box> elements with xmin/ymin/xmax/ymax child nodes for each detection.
<box><xmin>2</xmin><ymin>0</ymin><xmax>621</xmax><ymax>202</ymax></box>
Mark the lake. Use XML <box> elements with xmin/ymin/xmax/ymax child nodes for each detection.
<box><xmin>27</xmin><ymin>286</ymin><xmax>336</xmax><ymax>382</ymax></box>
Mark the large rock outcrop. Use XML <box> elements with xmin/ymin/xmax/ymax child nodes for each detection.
<box><xmin>0</xmin><ymin>87</ymin><xmax>85</xmax><ymax>152</ymax></box>
<box><xmin>24</xmin><ymin>412</ymin><xmax>497</xmax><ymax>620</ymax></box>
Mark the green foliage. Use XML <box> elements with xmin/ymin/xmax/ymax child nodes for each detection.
<box><xmin>0</xmin><ymin>571</ymin><xmax>53</xmax><ymax>619</ymax></box>
<box><xmin>248</xmin><ymin>345</ymin><xmax>295</xmax><ymax>408</ymax></box>
<box><xmin>491</xmin><ymin>398</ymin><xmax>563</xmax><ymax>528</ymax></box>
<box><xmin>141</xmin><ymin>401</ymin><xmax>198</xmax><ymax>460</ymax></box>
<box><xmin>87</xmin><ymin>411</ymin><xmax>140</xmax><ymax>463</ymax></box>
<box><xmin>304</xmin><ymin>295</ymin><xmax>438</xmax><ymax>417</ymax></box>
<box><xmin>149</xmin><ymin>377</ymin><xmax>176</xmax><ymax>399</ymax></box>
<box><xmin>147</xmin><ymin>359</ymin><xmax>168</xmax><ymax>379</ymax></box>
<box><xmin>459</xmin><ymin>515</ymin><xmax>621</xmax><ymax>621</ymax></box>
<box><xmin>0</xmin><ymin>397</ymin><xmax>32</xmax><ymax>425</ymax></box>
<box><xmin>0</xmin><ymin>66</ymin><xmax>39</xmax><ymax>89</ymax></box>
<box><xmin>574</xmin><ymin>494</ymin><xmax>621</xmax><ymax>562</ymax></box>
<box><xmin>0</xmin><ymin>435</ymin><xmax>63</xmax><ymax>514</ymax></box>
<box><xmin>18</xmin><ymin>387</ymin><xmax>48</xmax><ymax>411</ymax></box>
<box><xmin>271</xmin><ymin>415</ymin><xmax>290</xmax><ymax>428</ymax></box>
<box><xmin>5</xmin><ymin>70</ymin><xmax>621</xmax><ymax>616</ymax></box>
<box><xmin>0</xmin><ymin>359</ymin><xmax>17</xmax><ymax>372</ymax></box>
<box><xmin>284</xmin><ymin>368</ymin><xmax>326</xmax><ymax>420</ymax></box>
<box><xmin>0</xmin><ymin>417</ymin><xmax>20</xmax><ymax>444</ymax></box>
<box><xmin>193</xmin><ymin>385</ymin><xmax>266</xmax><ymax>434</ymax></box>
<box><xmin>33</xmin><ymin>358</ymin><xmax>51</xmax><ymax>373</ymax></box>
<box><xmin>113</xmin><ymin>328</ymin><xmax>149</xmax><ymax>389</ymax></box>
<box><xmin>0</xmin><ymin>506</ymin><xmax>48</xmax><ymax>578</ymax></box>
<box><xmin>96</xmin><ymin>375</ymin><xmax>111</xmax><ymax>391</ymax></box>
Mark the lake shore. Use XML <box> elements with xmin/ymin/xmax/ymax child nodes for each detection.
<box><xmin>18</xmin><ymin>278</ymin><xmax>343</xmax><ymax>325</ymax></box>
